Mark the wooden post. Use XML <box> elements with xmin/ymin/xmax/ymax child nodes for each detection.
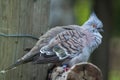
<box><xmin>50</xmin><ymin>62</ymin><xmax>103</xmax><ymax>80</ymax></box>
<box><xmin>0</xmin><ymin>0</ymin><xmax>50</xmax><ymax>80</ymax></box>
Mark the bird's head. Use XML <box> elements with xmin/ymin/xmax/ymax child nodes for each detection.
<box><xmin>83</xmin><ymin>12</ymin><xmax>103</xmax><ymax>32</ymax></box>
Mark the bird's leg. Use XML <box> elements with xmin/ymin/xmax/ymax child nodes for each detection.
<box><xmin>62</xmin><ymin>64</ymin><xmax>70</xmax><ymax>72</ymax></box>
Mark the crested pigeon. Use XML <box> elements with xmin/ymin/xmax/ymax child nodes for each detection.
<box><xmin>0</xmin><ymin>12</ymin><xmax>103</xmax><ymax>73</ymax></box>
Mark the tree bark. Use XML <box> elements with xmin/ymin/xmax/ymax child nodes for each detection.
<box><xmin>0</xmin><ymin>0</ymin><xmax>50</xmax><ymax>80</ymax></box>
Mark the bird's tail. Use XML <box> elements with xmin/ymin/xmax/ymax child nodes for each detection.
<box><xmin>0</xmin><ymin>49</ymin><xmax>40</xmax><ymax>74</ymax></box>
<box><xmin>0</xmin><ymin>59</ymin><xmax>28</xmax><ymax>74</ymax></box>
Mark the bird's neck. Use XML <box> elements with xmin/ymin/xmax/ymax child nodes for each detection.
<box><xmin>81</xmin><ymin>27</ymin><xmax>102</xmax><ymax>53</ymax></box>
<box><xmin>89</xmin><ymin>32</ymin><xmax>102</xmax><ymax>53</ymax></box>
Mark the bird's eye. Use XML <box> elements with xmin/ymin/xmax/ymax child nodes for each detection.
<box><xmin>92</xmin><ymin>24</ymin><xmax>97</xmax><ymax>28</ymax></box>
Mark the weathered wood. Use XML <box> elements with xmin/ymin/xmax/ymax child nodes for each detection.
<box><xmin>0</xmin><ymin>0</ymin><xmax>50</xmax><ymax>80</ymax></box>
<box><xmin>50</xmin><ymin>62</ymin><xmax>103</xmax><ymax>80</ymax></box>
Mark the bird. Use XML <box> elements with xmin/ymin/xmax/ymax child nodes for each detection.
<box><xmin>0</xmin><ymin>12</ymin><xmax>103</xmax><ymax>74</ymax></box>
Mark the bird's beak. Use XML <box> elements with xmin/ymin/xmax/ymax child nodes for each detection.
<box><xmin>98</xmin><ymin>28</ymin><xmax>104</xmax><ymax>32</ymax></box>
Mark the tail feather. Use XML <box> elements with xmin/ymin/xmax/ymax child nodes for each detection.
<box><xmin>0</xmin><ymin>54</ymin><xmax>70</xmax><ymax>74</ymax></box>
<box><xmin>0</xmin><ymin>59</ymin><xmax>26</xmax><ymax>74</ymax></box>
<box><xmin>0</xmin><ymin>53</ymin><xmax>39</xmax><ymax>74</ymax></box>
<box><xmin>34</xmin><ymin>55</ymin><xmax>71</xmax><ymax>64</ymax></box>
<box><xmin>0</xmin><ymin>54</ymin><xmax>53</xmax><ymax>74</ymax></box>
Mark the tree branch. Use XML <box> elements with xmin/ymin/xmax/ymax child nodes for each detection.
<box><xmin>49</xmin><ymin>62</ymin><xmax>103</xmax><ymax>80</ymax></box>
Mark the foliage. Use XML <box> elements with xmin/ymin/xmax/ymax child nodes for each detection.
<box><xmin>109</xmin><ymin>70</ymin><xmax>120</xmax><ymax>80</ymax></box>
<box><xmin>112</xmin><ymin>0</ymin><xmax>120</xmax><ymax>36</ymax></box>
<box><xmin>74</xmin><ymin>0</ymin><xmax>92</xmax><ymax>25</ymax></box>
